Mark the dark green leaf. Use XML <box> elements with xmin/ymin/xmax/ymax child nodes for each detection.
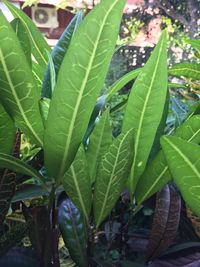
<box><xmin>0</xmin><ymin>104</ymin><xmax>15</xmax><ymax>154</ymax></box>
<box><xmin>58</xmin><ymin>197</ymin><xmax>88</xmax><ymax>267</ymax></box>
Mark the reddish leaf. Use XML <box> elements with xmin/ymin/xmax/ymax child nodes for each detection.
<box><xmin>149</xmin><ymin>252</ymin><xmax>200</xmax><ymax>267</ymax></box>
<box><xmin>147</xmin><ymin>184</ymin><xmax>181</xmax><ymax>261</ymax></box>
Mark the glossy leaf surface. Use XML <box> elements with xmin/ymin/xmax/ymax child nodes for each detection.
<box><xmin>161</xmin><ymin>136</ymin><xmax>200</xmax><ymax>217</ymax></box>
<box><xmin>86</xmin><ymin>110</ymin><xmax>112</xmax><ymax>183</ymax></box>
<box><xmin>136</xmin><ymin>115</ymin><xmax>200</xmax><ymax>204</ymax></box>
<box><xmin>94</xmin><ymin>130</ymin><xmax>134</xmax><ymax>228</ymax></box>
<box><xmin>10</xmin><ymin>18</ymin><xmax>32</xmax><ymax>67</ymax></box>
<box><xmin>169</xmin><ymin>63</ymin><xmax>200</xmax><ymax>80</ymax></box>
<box><xmin>62</xmin><ymin>146</ymin><xmax>91</xmax><ymax>222</ymax></box>
<box><xmin>42</xmin><ymin>11</ymin><xmax>83</xmax><ymax>98</ymax></box>
<box><xmin>0</xmin><ymin>104</ymin><xmax>15</xmax><ymax>154</ymax></box>
<box><xmin>122</xmin><ymin>31</ymin><xmax>168</xmax><ymax>194</ymax></box>
<box><xmin>58</xmin><ymin>197</ymin><xmax>88</xmax><ymax>267</ymax></box>
<box><xmin>0</xmin><ymin>12</ymin><xmax>44</xmax><ymax>147</ymax></box>
<box><xmin>44</xmin><ymin>0</ymin><xmax>126</xmax><ymax>179</ymax></box>
<box><xmin>4</xmin><ymin>0</ymin><xmax>50</xmax><ymax>67</ymax></box>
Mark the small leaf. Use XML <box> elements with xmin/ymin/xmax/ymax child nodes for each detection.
<box><xmin>4</xmin><ymin>0</ymin><xmax>50</xmax><ymax>67</ymax></box>
<box><xmin>44</xmin><ymin>0</ymin><xmax>127</xmax><ymax>180</ymax></box>
<box><xmin>122</xmin><ymin>31</ymin><xmax>168</xmax><ymax>194</ymax></box>
<box><xmin>0</xmin><ymin>153</ymin><xmax>45</xmax><ymax>183</ymax></box>
<box><xmin>185</xmin><ymin>39</ymin><xmax>200</xmax><ymax>51</ymax></box>
<box><xmin>105</xmin><ymin>68</ymin><xmax>142</xmax><ymax>105</ymax></box>
<box><xmin>136</xmin><ymin>115</ymin><xmax>200</xmax><ymax>204</ymax></box>
<box><xmin>86</xmin><ymin>110</ymin><xmax>112</xmax><ymax>183</ymax></box>
<box><xmin>39</xmin><ymin>98</ymin><xmax>50</xmax><ymax>127</ymax></box>
<box><xmin>147</xmin><ymin>184</ymin><xmax>181</xmax><ymax>261</ymax></box>
<box><xmin>12</xmin><ymin>184</ymin><xmax>49</xmax><ymax>202</ymax></box>
<box><xmin>94</xmin><ymin>130</ymin><xmax>134</xmax><ymax>228</ymax></box>
<box><xmin>42</xmin><ymin>11</ymin><xmax>83</xmax><ymax>98</ymax></box>
<box><xmin>62</xmin><ymin>145</ymin><xmax>91</xmax><ymax>222</ymax></box>
<box><xmin>0</xmin><ymin>12</ymin><xmax>44</xmax><ymax>147</ymax></box>
<box><xmin>10</xmin><ymin>18</ymin><xmax>32</xmax><ymax>67</ymax></box>
<box><xmin>58</xmin><ymin>197</ymin><xmax>88</xmax><ymax>267</ymax></box>
<box><xmin>0</xmin><ymin>104</ymin><xmax>15</xmax><ymax>154</ymax></box>
<box><xmin>161</xmin><ymin>136</ymin><xmax>200</xmax><ymax>217</ymax></box>
<box><xmin>169</xmin><ymin>63</ymin><xmax>200</xmax><ymax>80</ymax></box>
<box><xmin>32</xmin><ymin>62</ymin><xmax>45</xmax><ymax>93</ymax></box>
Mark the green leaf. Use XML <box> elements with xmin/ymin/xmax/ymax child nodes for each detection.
<box><xmin>58</xmin><ymin>197</ymin><xmax>88</xmax><ymax>267</ymax></box>
<box><xmin>0</xmin><ymin>153</ymin><xmax>45</xmax><ymax>183</ymax></box>
<box><xmin>62</xmin><ymin>146</ymin><xmax>91</xmax><ymax>222</ymax></box>
<box><xmin>136</xmin><ymin>115</ymin><xmax>200</xmax><ymax>204</ymax></box>
<box><xmin>185</xmin><ymin>39</ymin><xmax>200</xmax><ymax>51</ymax></box>
<box><xmin>169</xmin><ymin>63</ymin><xmax>200</xmax><ymax>80</ymax></box>
<box><xmin>4</xmin><ymin>0</ymin><xmax>50</xmax><ymax>67</ymax></box>
<box><xmin>186</xmin><ymin>100</ymin><xmax>200</xmax><ymax>120</ymax></box>
<box><xmin>0</xmin><ymin>12</ymin><xmax>44</xmax><ymax>147</ymax></box>
<box><xmin>10</xmin><ymin>18</ymin><xmax>32</xmax><ymax>67</ymax></box>
<box><xmin>122</xmin><ymin>31</ymin><xmax>168</xmax><ymax>194</ymax></box>
<box><xmin>0</xmin><ymin>104</ymin><xmax>15</xmax><ymax>154</ymax></box>
<box><xmin>32</xmin><ymin>62</ymin><xmax>45</xmax><ymax>93</ymax></box>
<box><xmin>161</xmin><ymin>136</ymin><xmax>200</xmax><ymax>217</ymax></box>
<box><xmin>42</xmin><ymin>11</ymin><xmax>83</xmax><ymax>98</ymax></box>
<box><xmin>86</xmin><ymin>110</ymin><xmax>112</xmax><ymax>183</ymax></box>
<box><xmin>44</xmin><ymin>0</ymin><xmax>126</xmax><ymax>180</ymax></box>
<box><xmin>12</xmin><ymin>184</ymin><xmax>49</xmax><ymax>202</ymax></box>
<box><xmin>39</xmin><ymin>98</ymin><xmax>50</xmax><ymax>127</ymax></box>
<box><xmin>94</xmin><ymin>130</ymin><xmax>134</xmax><ymax>228</ymax></box>
<box><xmin>105</xmin><ymin>68</ymin><xmax>142</xmax><ymax>105</ymax></box>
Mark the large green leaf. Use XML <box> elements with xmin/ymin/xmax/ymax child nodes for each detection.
<box><xmin>135</xmin><ymin>115</ymin><xmax>200</xmax><ymax>204</ymax></box>
<box><xmin>44</xmin><ymin>0</ymin><xmax>126</xmax><ymax>180</ymax></box>
<box><xmin>0</xmin><ymin>153</ymin><xmax>45</xmax><ymax>183</ymax></box>
<box><xmin>4</xmin><ymin>0</ymin><xmax>50</xmax><ymax>67</ymax></box>
<box><xmin>0</xmin><ymin>104</ymin><xmax>15</xmax><ymax>154</ymax></box>
<box><xmin>94</xmin><ymin>130</ymin><xmax>134</xmax><ymax>228</ymax></box>
<box><xmin>62</xmin><ymin>146</ymin><xmax>91</xmax><ymax>222</ymax></box>
<box><xmin>169</xmin><ymin>63</ymin><xmax>200</xmax><ymax>80</ymax></box>
<box><xmin>161</xmin><ymin>136</ymin><xmax>200</xmax><ymax>217</ymax></box>
<box><xmin>0</xmin><ymin>12</ymin><xmax>44</xmax><ymax>147</ymax></box>
<box><xmin>10</xmin><ymin>18</ymin><xmax>32</xmax><ymax>67</ymax></box>
<box><xmin>42</xmin><ymin>11</ymin><xmax>83</xmax><ymax>98</ymax></box>
<box><xmin>86</xmin><ymin>110</ymin><xmax>112</xmax><ymax>183</ymax></box>
<box><xmin>122</xmin><ymin>31</ymin><xmax>168</xmax><ymax>194</ymax></box>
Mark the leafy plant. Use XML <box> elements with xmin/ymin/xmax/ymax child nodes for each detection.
<box><xmin>0</xmin><ymin>0</ymin><xmax>200</xmax><ymax>266</ymax></box>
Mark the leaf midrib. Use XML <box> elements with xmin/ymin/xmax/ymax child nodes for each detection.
<box><xmin>96</xmin><ymin>132</ymin><xmax>128</xmax><ymax>228</ymax></box>
<box><xmin>70</xmin><ymin>165</ymin><xmax>89</xmax><ymax>221</ymax></box>
<box><xmin>58</xmin><ymin>0</ymin><xmax>121</xmax><ymax>178</ymax></box>
<box><xmin>164</xmin><ymin>137</ymin><xmax>200</xmax><ymax>178</ymax></box>
<box><xmin>130</xmin><ymin>35</ymin><xmax>165</xmax><ymax>189</ymax></box>
<box><xmin>0</xmin><ymin>49</ymin><xmax>43</xmax><ymax>146</ymax></box>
